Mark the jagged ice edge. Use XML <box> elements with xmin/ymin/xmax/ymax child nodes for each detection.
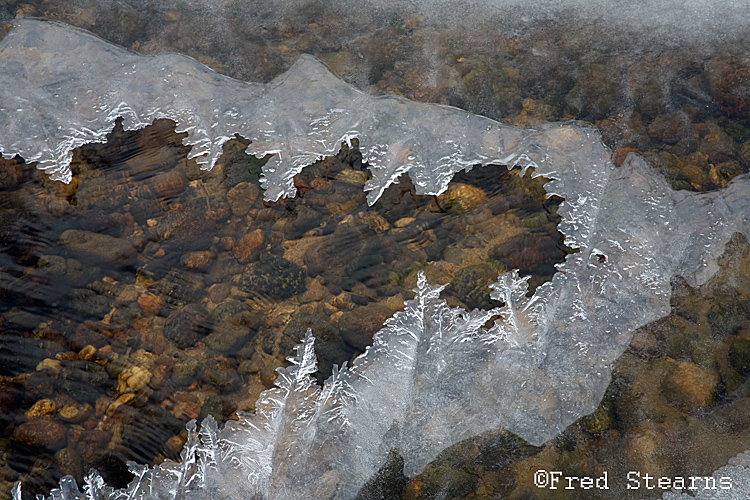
<box><xmin>1</xmin><ymin>19</ymin><xmax>550</xmax><ymax>205</ymax></box>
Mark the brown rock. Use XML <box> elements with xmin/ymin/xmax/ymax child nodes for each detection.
<box><xmin>82</xmin><ymin>418</ymin><xmax>98</xmax><ymax>430</ymax></box>
<box><xmin>117</xmin><ymin>365</ymin><xmax>153</xmax><ymax>394</ymax></box>
<box><xmin>117</xmin><ymin>285</ymin><xmax>139</xmax><ymax>302</ymax></box>
<box><xmin>150</xmin><ymin>357</ymin><xmax>173</xmax><ymax>390</ymax></box>
<box><xmin>662</xmin><ymin>361</ymin><xmax>719</xmax><ymax>412</ymax></box>
<box><xmin>220</xmin><ymin>236</ymin><xmax>235</xmax><ymax>251</ymax></box>
<box><xmin>202</xmin><ymin>311</ymin><xmax>258</xmax><ymax>353</ymax></box>
<box><xmin>0</xmin><ymin>157</ymin><xmax>23</xmax><ymax>187</ymax></box>
<box><xmin>125</xmin><ymin>146</ymin><xmax>175</xmax><ymax>176</ymax></box>
<box><xmin>181</xmin><ymin>250</ymin><xmax>215</xmax><ymax>270</ymax></box>
<box><xmin>334</xmin><ymin>169</ymin><xmax>367</xmax><ymax>186</ymax></box>
<box><xmin>107</xmin><ymin>393</ymin><xmax>136</xmax><ymax>416</ymax></box>
<box><xmin>66</xmin><ymin>427</ymin><xmax>85</xmax><ymax>446</ymax></box>
<box><xmin>73</xmin><ymin>429</ymin><xmax>110</xmax><ymax>460</ymax></box>
<box><xmin>227</xmin><ymin>182</ymin><xmax>260</xmax><ymax>216</ymax></box>
<box><xmin>613</xmin><ymin>147</ymin><xmax>640</xmax><ymax>167</ymax></box>
<box><xmin>394</xmin><ymin>217</ymin><xmax>416</xmax><ymax>228</ymax></box>
<box><xmin>25</xmin><ymin>399</ymin><xmax>56</xmax><ymax>418</ymax></box>
<box><xmin>24</xmin><ymin>371</ymin><xmax>55</xmax><ymax>397</ymax></box>
<box><xmin>150</xmin><ymin>171</ymin><xmax>186</xmax><ymax>198</ymax></box>
<box><xmin>624</xmin><ymin>427</ymin><xmax>663</xmax><ymax>478</ymax></box>
<box><xmin>95</xmin><ymin>396</ymin><xmax>111</xmax><ymax>416</ymax></box>
<box><xmin>740</xmin><ymin>140</ymin><xmax>750</xmax><ymax>165</ymax></box>
<box><xmin>164</xmin><ymin>433</ymin><xmax>187</xmax><ymax>460</ymax></box>
<box><xmin>59</xmin><ymin>403</ymin><xmax>92</xmax><ymax>423</ymax></box>
<box><xmin>238</xmin><ymin>352</ymin><xmax>279</xmax><ymax>387</ymax></box>
<box><xmin>437</xmin><ymin>183</ymin><xmax>487</xmax><ymax>213</ymax></box>
<box><xmin>70</xmin><ymin>321</ymin><xmax>113</xmax><ymax>350</ymax></box>
<box><xmin>54</xmin><ymin>447</ymin><xmax>83</xmax><ymax>479</ymax></box>
<box><xmin>490</xmin><ymin>233</ymin><xmax>563</xmax><ymax>272</ymax></box>
<box><xmin>78</xmin><ymin>344</ymin><xmax>97</xmax><ymax>361</ymax></box>
<box><xmin>35</xmin><ymin>358</ymin><xmax>62</xmax><ymax>374</ymax></box>
<box><xmin>137</xmin><ymin>292</ymin><xmax>163</xmax><ymax>316</ymax></box>
<box><xmin>299</xmin><ymin>277</ymin><xmax>333</xmax><ymax>304</ymax></box>
<box><xmin>56</xmin><ymin>351</ymin><xmax>79</xmax><ymax>362</ymax></box>
<box><xmin>13</xmin><ymin>417</ymin><xmax>67</xmax><ymax>450</ymax></box>
<box><xmin>334</xmin><ymin>303</ymin><xmax>393</xmax><ymax>351</ymax></box>
<box><xmin>711</xmin><ymin>63</ymin><xmax>750</xmax><ymax>119</ymax></box>
<box><xmin>176</xmin><ymin>401</ymin><xmax>201</xmax><ymax>420</ymax></box>
<box><xmin>207</xmin><ymin>202</ymin><xmax>231</xmax><ymax>221</ymax></box>
<box><xmin>208</xmin><ymin>283</ymin><xmax>231</xmax><ymax>303</ymax></box>
<box><xmin>157</xmin><ymin>207</ymin><xmax>217</xmax><ymax>250</ymax></box>
<box><xmin>628</xmin><ymin>330</ymin><xmax>658</xmax><ymax>353</ymax></box>
<box><xmin>204</xmin><ymin>357</ymin><xmax>241</xmax><ymax>390</ymax></box>
<box><xmin>163</xmin><ymin>10</ymin><xmax>182</xmax><ymax>22</ymax></box>
<box><xmin>59</xmin><ymin>230</ymin><xmax>136</xmax><ymax>266</ymax></box>
<box><xmin>52</xmin><ymin>177</ymin><xmax>79</xmax><ymax>199</ymax></box>
<box><xmin>647</xmin><ymin>111</ymin><xmax>691</xmax><ymax>144</ymax></box>
<box><xmin>233</xmin><ymin>229</ymin><xmax>264</xmax><ymax>263</ymax></box>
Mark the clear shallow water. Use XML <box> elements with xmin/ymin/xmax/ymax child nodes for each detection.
<box><xmin>0</xmin><ymin>117</ymin><xmax>567</xmax><ymax>498</ymax></box>
<box><xmin>2</xmin><ymin>2</ymin><xmax>750</xmax><ymax>499</ymax></box>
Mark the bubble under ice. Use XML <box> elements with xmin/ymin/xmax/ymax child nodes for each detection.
<box><xmin>3</xmin><ymin>18</ymin><xmax>750</xmax><ymax>500</ymax></box>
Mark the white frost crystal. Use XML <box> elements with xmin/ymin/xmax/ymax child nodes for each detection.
<box><xmin>4</xmin><ymin>19</ymin><xmax>750</xmax><ymax>500</ymax></box>
<box><xmin>661</xmin><ymin>451</ymin><xmax>750</xmax><ymax>499</ymax></box>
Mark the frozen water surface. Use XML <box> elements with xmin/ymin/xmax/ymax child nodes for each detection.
<box><xmin>3</xmin><ymin>17</ymin><xmax>750</xmax><ymax>500</ymax></box>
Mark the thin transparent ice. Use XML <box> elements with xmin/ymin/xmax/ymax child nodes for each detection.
<box><xmin>4</xmin><ymin>19</ymin><xmax>750</xmax><ymax>500</ymax></box>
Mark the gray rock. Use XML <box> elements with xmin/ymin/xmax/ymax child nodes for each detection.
<box><xmin>163</xmin><ymin>305</ymin><xmax>209</xmax><ymax>349</ymax></box>
<box><xmin>36</xmin><ymin>255</ymin><xmax>67</xmax><ymax>275</ymax></box>
<box><xmin>60</xmin><ymin>229</ymin><xmax>136</xmax><ymax>267</ymax></box>
<box><xmin>203</xmin><ymin>311</ymin><xmax>259</xmax><ymax>354</ymax></box>
<box><xmin>237</xmin><ymin>256</ymin><xmax>307</xmax><ymax>300</ymax></box>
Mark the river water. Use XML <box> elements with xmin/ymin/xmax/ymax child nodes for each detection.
<box><xmin>1</xmin><ymin>1</ymin><xmax>750</xmax><ymax>499</ymax></box>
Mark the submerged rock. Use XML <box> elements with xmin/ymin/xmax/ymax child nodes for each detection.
<box><xmin>60</xmin><ymin>229</ymin><xmax>136</xmax><ymax>267</ymax></box>
<box><xmin>36</xmin><ymin>254</ymin><xmax>67</xmax><ymax>276</ymax></box>
<box><xmin>203</xmin><ymin>310</ymin><xmax>260</xmax><ymax>354</ymax></box>
<box><xmin>68</xmin><ymin>289</ymin><xmax>113</xmax><ymax>321</ymax></box>
<box><xmin>149</xmin><ymin>171</ymin><xmax>186</xmax><ymax>199</ymax></box>
<box><xmin>158</xmin><ymin>269</ymin><xmax>205</xmax><ymax>306</ymax></box>
<box><xmin>163</xmin><ymin>305</ymin><xmax>210</xmax><ymax>348</ymax></box>
<box><xmin>238</xmin><ymin>256</ymin><xmax>307</xmax><ymax>300</ymax></box>
<box><xmin>180</xmin><ymin>250</ymin><xmax>215</xmax><ymax>271</ymax></box>
<box><xmin>53</xmin><ymin>447</ymin><xmax>84</xmax><ymax>481</ymax></box>
<box><xmin>710</xmin><ymin>61</ymin><xmax>750</xmax><ymax>119</ymax></box>
<box><xmin>226</xmin><ymin>181</ymin><xmax>260</xmax><ymax>216</ymax></box>
<box><xmin>450</xmin><ymin>263</ymin><xmax>502</xmax><ymax>310</ymax></box>
<box><xmin>24</xmin><ymin>398</ymin><xmax>56</xmax><ymax>418</ymax></box>
<box><xmin>335</xmin><ymin>303</ymin><xmax>394</xmax><ymax>351</ymax></box>
<box><xmin>661</xmin><ymin>361</ymin><xmax>719</xmax><ymax>413</ymax></box>
<box><xmin>436</xmin><ymin>182</ymin><xmax>487</xmax><ymax>213</ymax></box>
<box><xmin>729</xmin><ymin>338</ymin><xmax>750</xmax><ymax>376</ymax></box>
<box><xmin>233</xmin><ymin>229</ymin><xmax>264</xmax><ymax>263</ymax></box>
<box><xmin>13</xmin><ymin>418</ymin><xmax>67</xmax><ymax>450</ymax></box>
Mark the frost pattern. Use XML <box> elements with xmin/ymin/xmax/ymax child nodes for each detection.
<box><xmin>5</xmin><ymin>19</ymin><xmax>750</xmax><ymax>500</ymax></box>
<box><xmin>3</xmin><ymin>19</ymin><xmax>546</xmax><ymax>204</ymax></box>
<box><xmin>661</xmin><ymin>451</ymin><xmax>750</xmax><ymax>499</ymax></box>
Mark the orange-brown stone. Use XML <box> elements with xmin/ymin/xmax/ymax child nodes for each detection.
<box><xmin>181</xmin><ymin>250</ymin><xmax>215</xmax><ymax>270</ymax></box>
<box><xmin>150</xmin><ymin>171</ymin><xmax>186</xmax><ymax>198</ymax></box>
<box><xmin>233</xmin><ymin>229</ymin><xmax>264</xmax><ymax>263</ymax></box>
<box><xmin>137</xmin><ymin>292</ymin><xmax>163</xmax><ymax>316</ymax></box>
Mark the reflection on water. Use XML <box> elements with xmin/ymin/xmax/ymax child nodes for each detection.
<box><xmin>0</xmin><ymin>118</ymin><xmax>566</xmax><ymax>497</ymax></box>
